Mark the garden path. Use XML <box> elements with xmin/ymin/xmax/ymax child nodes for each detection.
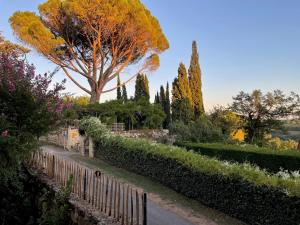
<box><xmin>41</xmin><ymin>144</ymin><xmax>245</xmax><ymax>225</ymax></box>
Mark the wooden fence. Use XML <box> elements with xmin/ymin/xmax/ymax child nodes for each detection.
<box><xmin>30</xmin><ymin>151</ymin><xmax>147</xmax><ymax>225</ymax></box>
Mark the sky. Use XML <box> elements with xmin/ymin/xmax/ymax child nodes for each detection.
<box><xmin>1</xmin><ymin>0</ymin><xmax>300</xmax><ymax>110</ymax></box>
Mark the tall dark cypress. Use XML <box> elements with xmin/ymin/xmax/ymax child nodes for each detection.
<box><xmin>188</xmin><ymin>41</ymin><xmax>205</xmax><ymax>118</ymax></box>
<box><xmin>160</xmin><ymin>85</ymin><xmax>166</xmax><ymax>107</ymax></box>
<box><xmin>117</xmin><ymin>75</ymin><xmax>122</xmax><ymax>101</ymax></box>
<box><xmin>154</xmin><ymin>91</ymin><xmax>160</xmax><ymax>104</ymax></box>
<box><xmin>122</xmin><ymin>84</ymin><xmax>128</xmax><ymax>102</ymax></box>
<box><xmin>165</xmin><ymin>82</ymin><xmax>171</xmax><ymax>128</ymax></box>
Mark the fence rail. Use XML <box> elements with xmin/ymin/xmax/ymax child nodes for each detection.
<box><xmin>30</xmin><ymin>151</ymin><xmax>147</xmax><ymax>225</ymax></box>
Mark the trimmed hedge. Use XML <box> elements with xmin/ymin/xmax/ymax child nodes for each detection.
<box><xmin>81</xmin><ymin>118</ymin><xmax>300</xmax><ymax>225</ymax></box>
<box><xmin>176</xmin><ymin>142</ymin><xmax>300</xmax><ymax>173</ymax></box>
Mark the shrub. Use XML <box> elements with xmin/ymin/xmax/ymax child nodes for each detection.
<box><xmin>265</xmin><ymin>136</ymin><xmax>298</xmax><ymax>150</ymax></box>
<box><xmin>169</xmin><ymin>117</ymin><xmax>224</xmax><ymax>143</ymax></box>
<box><xmin>0</xmin><ymin>46</ymin><xmax>67</xmax><ymax>169</ymax></box>
<box><xmin>209</xmin><ymin>106</ymin><xmax>245</xmax><ymax>139</ymax></box>
<box><xmin>176</xmin><ymin>142</ymin><xmax>300</xmax><ymax>173</ymax></box>
<box><xmin>81</xmin><ymin>117</ymin><xmax>300</xmax><ymax>225</ymax></box>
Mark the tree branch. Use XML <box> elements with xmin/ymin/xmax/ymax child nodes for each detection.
<box><xmin>61</xmin><ymin>67</ymin><xmax>91</xmax><ymax>95</ymax></box>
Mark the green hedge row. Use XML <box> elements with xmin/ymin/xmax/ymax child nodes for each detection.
<box><xmin>176</xmin><ymin>142</ymin><xmax>300</xmax><ymax>173</ymax></box>
<box><xmin>81</xmin><ymin>118</ymin><xmax>300</xmax><ymax>225</ymax></box>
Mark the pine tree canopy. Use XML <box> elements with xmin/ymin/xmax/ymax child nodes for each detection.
<box><xmin>10</xmin><ymin>0</ymin><xmax>169</xmax><ymax>103</ymax></box>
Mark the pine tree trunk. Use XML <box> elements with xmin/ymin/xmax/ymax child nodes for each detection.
<box><xmin>90</xmin><ymin>91</ymin><xmax>101</xmax><ymax>103</ymax></box>
<box><xmin>297</xmin><ymin>139</ymin><xmax>300</xmax><ymax>151</ymax></box>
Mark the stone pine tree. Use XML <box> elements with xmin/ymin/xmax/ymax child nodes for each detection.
<box><xmin>188</xmin><ymin>41</ymin><xmax>205</xmax><ymax>118</ymax></box>
<box><xmin>117</xmin><ymin>75</ymin><xmax>122</xmax><ymax>101</ymax></box>
<box><xmin>122</xmin><ymin>85</ymin><xmax>128</xmax><ymax>103</ymax></box>
<box><xmin>171</xmin><ymin>63</ymin><xmax>193</xmax><ymax>123</ymax></box>
<box><xmin>10</xmin><ymin>0</ymin><xmax>169</xmax><ymax>103</ymax></box>
<box><xmin>165</xmin><ymin>82</ymin><xmax>171</xmax><ymax>128</ymax></box>
<box><xmin>134</xmin><ymin>73</ymin><xmax>150</xmax><ymax>102</ymax></box>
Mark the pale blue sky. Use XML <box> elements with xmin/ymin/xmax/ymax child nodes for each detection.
<box><xmin>1</xmin><ymin>0</ymin><xmax>300</xmax><ymax>110</ymax></box>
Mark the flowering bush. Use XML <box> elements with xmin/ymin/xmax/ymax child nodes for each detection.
<box><xmin>0</xmin><ymin>43</ymin><xmax>68</xmax><ymax>167</ymax></box>
<box><xmin>79</xmin><ymin>117</ymin><xmax>112</xmax><ymax>144</ymax></box>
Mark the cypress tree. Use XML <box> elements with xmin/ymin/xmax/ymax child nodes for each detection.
<box><xmin>188</xmin><ymin>41</ymin><xmax>205</xmax><ymax>118</ymax></box>
<box><xmin>160</xmin><ymin>85</ymin><xmax>166</xmax><ymax>106</ymax></box>
<box><xmin>134</xmin><ymin>73</ymin><xmax>150</xmax><ymax>102</ymax></box>
<box><xmin>144</xmin><ymin>74</ymin><xmax>150</xmax><ymax>101</ymax></box>
<box><xmin>165</xmin><ymin>82</ymin><xmax>171</xmax><ymax>128</ymax></box>
<box><xmin>171</xmin><ymin>63</ymin><xmax>193</xmax><ymax>123</ymax></box>
<box><xmin>176</xmin><ymin>63</ymin><xmax>193</xmax><ymax>104</ymax></box>
<box><xmin>122</xmin><ymin>84</ymin><xmax>128</xmax><ymax>102</ymax></box>
<box><xmin>117</xmin><ymin>75</ymin><xmax>122</xmax><ymax>101</ymax></box>
<box><xmin>154</xmin><ymin>91</ymin><xmax>160</xmax><ymax>104</ymax></box>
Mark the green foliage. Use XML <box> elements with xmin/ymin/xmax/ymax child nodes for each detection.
<box><xmin>172</xmin><ymin>63</ymin><xmax>194</xmax><ymax>123</ymax></box>
<box><xmin>164</xmin><ymin>83</ymin><xmax>171</xmax><ymax>128</ymax></box>
<box><xmin>117</xmin><ymin>75</ymin><xmax>122</xmax><ymax>101</ymax></box>
<box><xmin>176</xmin><ymin>142</ymin><xmax>300</xmax><ymax>173</ymax></box>
<box><xmin>209</xmin><ymin>106</ymin><xmax>244</xmax><ymax>137</ymax></box>
<box><xmin>170</xmin><ymin>117</ymin><xmax>224</xmax><ymax>142</ymax></box>
<box><xmin>157</xmin><ymin>84</ymin><xmax>171</xmax><ymax>128</ymax></box>
<box><xmin>0</xmin><ymin>37</ymin><xmax>70</xmax><ymax>225</ymax></box>
<box><xmin>38</xmin><ymin>176</ymin><xmax>73</xmax><ymax>225</ymax></box>
<box><xmin>154</xmin><ymin>91</ymin><xmax>160</xmax><ymax>104</ymax></box>
<box><xmin>0</xmin><ymin>167</ymin><xmax>73</xmax><ymax>225</ymax></box>
<box><xmin>0</xmin><ymin>45</ymin><xmax>66</xmax><ymax>170</ymax></box>
<box><xmin>172</xmin><ymin>63</ymin><xmax>192</xmax><ymax>104</ymax></box>
<box><xmin>188</xmin><ymin>41</ymin><xmax>204</xmax><ymax>117</ymax></box>
<box><xmin>171</xmin><ymin>98</ymin><xmax>194</xmax><ymax>124</ymax></box>
<box><xmin>82</xmin><ymin>117</ymin><xmax>300</xmax><ymax>225</ymax></box>
<box><xmin>134</xmin><ymin>73</ymin><xmax>150</xmax><ymax>102</ymax></box>
<box><xmin>80</xmin><ymin>117</ymin><xmax>111</xmax><ymax>143</ymax></box>
<box><xmin>78</xmin><ymin>99</ymin><xmax>165</xmax><ymax>129</ymax></box>
<box><xmin>122</xmin><ymin>85</ymin><xmax>128</xmax><ymax>103</ymax></box>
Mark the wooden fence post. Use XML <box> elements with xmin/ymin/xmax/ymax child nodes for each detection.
<box><xmin>83</xmin><ymin>169</ymin><xmax>87</xmax><ymax>200</ymax></box>
<box><xmin>130</xmin><ymin>188</ymin><xmax>133</xmax><ymax>225</ymax></box>
<box><xmin>136</xmin><ymin>191</ymin><xmax>139</xmax><ymax>225</ymax></box>
<box><xmin>52</xmin><ymin>155</ymin><xmax>55</xmax><ymax>178</ymax></box>
<box><xmin>143</xmin><ymin>193</ymin><xmax>147</xmax><ymax>225</ymax></box>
